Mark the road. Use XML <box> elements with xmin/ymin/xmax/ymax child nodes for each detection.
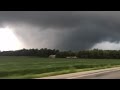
<box><xmin>73</xmin><ymin>69</ymin><xmax>120</xmax><ymax>79</ymax></box>
<box><xmin>38</xmin><ymin>67</ymin><xmax>120</xmax><ymax>79</ymax></box>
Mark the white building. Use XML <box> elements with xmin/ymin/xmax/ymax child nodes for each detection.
<box><xmin>49</xmin><ymin>55</ymin><xmax>56</xmax><ymax>58</ymax></box>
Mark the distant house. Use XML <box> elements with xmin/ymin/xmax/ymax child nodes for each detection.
<box><xmin>72</xmin><ymin>56</ymin><xmax>77</xmax><ymax>59</ymax></box>
<box><xmin>49</xmin><ymin>55</ymin><xmax>56</xmax><ymax>58</ymax></box>
<box><xmin>66</xmin><ymin>56</ymin><xmax>78</xmax><ymax>59</ymax></box>
<box><xmin>66</xmin><ymin>57</ymin><xmax>71</xmax><ymax>59</ymax></box>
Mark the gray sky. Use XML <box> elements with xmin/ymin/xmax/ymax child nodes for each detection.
<box><xmin>0</xmin><ymin>11</ymin><xmax>120</xmax><ymax>51</ymax></box>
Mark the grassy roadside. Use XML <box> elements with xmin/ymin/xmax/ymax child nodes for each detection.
<box><xmin>0</xmin><ymin>57</ymin><xmax>120</xmax><ymax>79</ymax></box>
<box><xmin>28</xmin><ymin>65</ymin><xmax>120</xmax><ymax>79</ymax></box>
<box><xmin>5</xmin><ymin>65</ymin><xmax>120</xmax><ymax>79</ymax></box>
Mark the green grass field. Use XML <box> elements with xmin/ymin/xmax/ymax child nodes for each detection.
<box><xmin>1</xmin><ymin>56</ymin><xmax>120</xmax><ymax>79</ymax></box>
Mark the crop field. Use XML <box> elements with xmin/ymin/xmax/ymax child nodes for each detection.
<box><xmin>0</xmin><ymin>56</ymin><xmax>120</xmax><ymax>78</ymax></box>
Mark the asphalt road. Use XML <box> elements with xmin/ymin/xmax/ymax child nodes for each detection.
<box><xmin>38</xmin><ymin>67</ymin><xmax>120</xmax><ymax>79</ymax></box>
<box><xmin>74</xmin><ymin>70</ymin><xmax>120</xmax><ymax>79</ymax></box>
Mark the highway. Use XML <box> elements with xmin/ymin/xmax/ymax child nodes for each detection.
<box><xmin>38</xmin><ymin>67</ymin><xmax>120</xmax><ymax>79</ymax></box>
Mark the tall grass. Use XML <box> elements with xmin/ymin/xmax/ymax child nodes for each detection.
<box><xmin>0</xmin><ymin>56</ymin><xmax>120</xmax><ymax>78</ymax></box>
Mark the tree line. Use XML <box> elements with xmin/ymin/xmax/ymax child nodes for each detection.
<box><xmin>0</xmin><ymin>48</ymin><xmax>59</xmax><ymax>57</ymax></box>
<box><xmin>56</xmin><ymin>49</ymin><xmax>120</xmax><ymax>59</ymax></box>
<box><xmin>1</xmin><ymin>48</ymin><xmax>120</xmax><ymax>59</ymax></box>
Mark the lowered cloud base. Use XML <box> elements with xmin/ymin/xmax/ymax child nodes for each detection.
<box><xmin>0</xmin><ymin>11</ymin><xmax>120</xmax><ymax>51</ymax></box>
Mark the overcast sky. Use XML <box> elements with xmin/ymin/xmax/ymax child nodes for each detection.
<box><xmin>0</xmin><ymin>11</ymin><xmax>120</xmax><ymax>51</ymax></box>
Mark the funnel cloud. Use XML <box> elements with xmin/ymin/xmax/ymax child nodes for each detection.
<box><xmin>0</xmin><ymin>11</ymin><xmax>120</xmax><ymax>51</ymax></box>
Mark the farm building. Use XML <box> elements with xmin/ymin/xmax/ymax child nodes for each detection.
<box><xmin>49</xmin><ymin>55</ymin><xmax>56</xmax><ymax>58</ymax></box>
<box><xmin>66</xmin><ymin>56</ymin><xmax>77</xmax><ymax>59</ymax></box>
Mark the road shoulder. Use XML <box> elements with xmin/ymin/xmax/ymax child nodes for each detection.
<box><xmin>36</xmin><ymin>67</ymin><xmax>120</xmax><ymax>79</ymax></box>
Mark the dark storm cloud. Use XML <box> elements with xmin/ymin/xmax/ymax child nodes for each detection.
<box><xmin>0</xmin><ymin>11</ymin><xmax>120</xmax><ymax>50</ymax></box>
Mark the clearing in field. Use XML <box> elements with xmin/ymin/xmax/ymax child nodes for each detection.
<box><xmin>0</xmin><ymin>56</ymin><xmax>120</xmax><ymax>79</ymax></box>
